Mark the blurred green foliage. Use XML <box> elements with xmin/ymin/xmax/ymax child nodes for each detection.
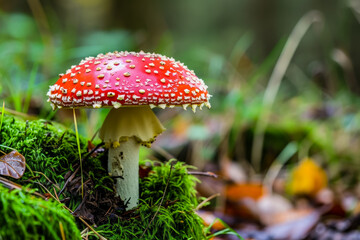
<box><xmin>1</xmin><ymin>1</ymin><xmax>360</xmax><ymax>238</ymax></box>
<box><xmin>0</xmin><ymin>185</ymin><xmax>80</xmax><ymax>240</ymax></box>
<box><xmin>0</xmin><ymin>0</ymin><xmax>360</xmax><ymax>199</ymax></box>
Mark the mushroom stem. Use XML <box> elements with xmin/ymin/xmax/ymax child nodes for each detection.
<box><xmin>99</xmin><ymin>106</ymin><xmax>165</xmax><ymax>210</ymax></box>
<box><xmin>108</xmin><ymin>137</ymin><xmax>139</xmax><ymax>209</ymax></box>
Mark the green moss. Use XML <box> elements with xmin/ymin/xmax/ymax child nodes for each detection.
<box><xmin>0</xmin><ymin>115</ymin><xmax>207</xmax><ymax>239</ymax></box>
<box><xmin>0</xmin><ymin>116</ymin><xmax>112</xmax><ymax>198</ymax></box>
<box><xmin>94</xmin><ymin>160</ymin><xmax>206</xmax><ymax>240</ymax></box>
<box><xmin>0</xmin><ymin>185</ymin><xmax>80</xmax><ymax>240</ymax></box>
<box><xmin>0</xmin><ymin>116</ymin><xmax>87</xmax><ymax>185</ymax></box>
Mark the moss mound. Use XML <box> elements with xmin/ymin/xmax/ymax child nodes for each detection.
<box><xmin>0</xmin><ymin>185</ymin><xmax>80</xmax><ymax>240</ymax></box>
<box><xmin>0</xmin><ymin>115</ymin><xmax>207</xmax><ymax>239</ymax></box>
<box><xmin>95</xmin><ymin>160</ymin><xmax>205</xmax><ymax>239</ymax></box>
<box><xmin>0</xmin><ymin>116</ymin><xmax>114</xmax><ymax>209</ymax></box>
<box><xmin>0</xmin><ymin>116</ymin><xmax>88</xmax><ymax>184</ymax></box>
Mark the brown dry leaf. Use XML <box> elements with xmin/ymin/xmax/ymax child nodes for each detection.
<box><xmin>87</xmin><ymin>140</ymin><xmax>95</xmax><ymax>153</ymax></box>
<box><xmin>221</xmin><ymin>160</ymin><xmax>247</xmax><ymax>183</ymax></box>
<box><xmin>139</xmin><ymin>165</ymin><xmax>153</xmax><ymax>179</ymax></box>
<box><xmin>0</xmin><ymin>150</ymin><xmax>26</xmax><ymax>179</ymax></box>
<box><xmin>257</xmin><ymin>194</ymin><xmax>293</xmax><ymax>226</ymax></box>
<box><xmin>265</xmin><ymin>209</ymin><xmax>321</xmax><ymax>240</ymax></box>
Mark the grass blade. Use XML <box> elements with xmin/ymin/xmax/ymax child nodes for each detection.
<box><xmin>73</xmin><ymin>108</ymin><xmax>84</xmax><ymax>198</ymax></box>
<box><xmin>23</xmin><ymin>63</ymin><xmax>38</xmax><ymax>113</ymax></box>
<box><xmin>263</xmin><ymin>141</ymin><xmax>298</xmax><ymax>192</ymax></box>
<box><xmin>251</xmin><ymin>11</ymin><xmax>323</xmax><ymax>171</ymax></box>
<box><xmin>205</xmin><ymin>217</ymin><xmax>245</xmax><ymax>240</ymax></box>
<box><xmin>0</xmin><ymin>101</ymin><xmax>5</xmax><ymax>133</ymax></box>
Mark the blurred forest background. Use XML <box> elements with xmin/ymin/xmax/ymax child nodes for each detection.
<box><xmin>1</xmin><ymin>0</ymin><xmax>360</xmax><ymax>238</ymax></box>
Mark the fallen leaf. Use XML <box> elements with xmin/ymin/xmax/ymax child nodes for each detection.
<box><xmin>288</xmin><ymin>157</ymin><xmax>327</xmax><ymax>196</ymax></box>
<box><xmin>226</xmin><ymin>183</ymin><xmax>266</xmax><ymax>202</ymax></box>
<box><xmin>0</xmin><ymin>151</ymin><xmax>26</xmax><ymax>179</ymax></box>
<box><xmin>139</xmin><ymin>165</ymin><xmax>153</xmax><ymax>178</ymax></box>
<box><xmin>197</xmin><ymin>210</ymin><xmax>226</xmax><ymax>230</ymax></box>
<box><xmin>87</xmin><ymin>141</ymin><xmax>105</xmax><ymax>157</ymax></box>
<box><xmin>257</xmin><ymin>194</ymin><xmax>293</xmax><ymax>226</ymax></box>
<box><xmin>221</xmin><ymin>160</ymin><xmax>247</xmax><ymax>183</ymax></box>
<box><xmin>265</xmin><ymin>209</ymin><xmax>321</xmax><ymax>240</ymax></box>
<box><xmin>87</xmin><ymin>140</ymin><xmax>95</xmax><ymax>153</ymax></box>
<box><xmin>309</xmin><ymin>213</ymin><xmax>360</xmax><ymax>240</ymax></box>
<box><xmin>225</xmin><ymin>183</ymin><xmax>266</xmax><ymax>219</ymax></box>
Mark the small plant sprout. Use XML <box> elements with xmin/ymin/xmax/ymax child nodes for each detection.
<box><xmin>47</xmin><ymin>51</ymin><xmax>211</xmax><ymax>210</ymax></box>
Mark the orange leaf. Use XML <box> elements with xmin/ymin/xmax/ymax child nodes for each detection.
<box><xmin>225</xmin><ymin>183</ymin><xmax>267</xmax><ymax>219</ymax></box>
<box><xmin>197</xmin><ymin>211</ymin><xmax>226</xmax><ymax>230</ymax></box>
<box><xmin>173</xmin><ymin>115</ymin><xmax>191</xmax><ymax>138</ymax></box>
<box><xmin>288</xmin><ymin>157</ymin><xmax>327</xmax><ymax>196</ymax></box>
<box><xmin>0</xmin><ymin>151</ymin><xmax>26</xmax><ymax>179</ymax></box>
<box><xmin>226</xmin><ymin>183</ymin><xmax>266</xmax><ymax>201</ymax></box>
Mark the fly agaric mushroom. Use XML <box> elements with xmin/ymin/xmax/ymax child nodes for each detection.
<box><xmin>47</xmin><ymin>51</ymin><xmax>211</xmax><ymax>209</ymax></box>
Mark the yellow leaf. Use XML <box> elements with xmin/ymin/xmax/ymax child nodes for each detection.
<box><xmin>288</xmin><ymin>157</ymin><xmax>327</xmax><ymax>196</ymax></box>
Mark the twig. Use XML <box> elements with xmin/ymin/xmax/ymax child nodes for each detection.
<box><xmin>0</xmin><ymin>176</ymin><xmax>46</xmax><ymax>199</ymax></box>
<box><xmin>53</xmin><ymin>186</ymin><xmax>60</xmax><ymax>201</ymax></box>
<box><xmin>140</xmin><ymin>164</ymin><xmax>173</xmax><ymax>238</ymax></box>
<box><xmin>104</xmin><ymin>206</ymin><xmax>112</xmax><ymax>216</ymax></box>
<box><xmin>0</xmin><ymin>107</ymin><xmax>37</xmax><ymax>120</ymax></box>
<box><xmin>35</xmin><ymin>171</ymin><xmax>61</xmax><ymax>190</ymax></box>
<box><xmin>65</xmin><ymin>205</ymin><xmax>106</xmax><ymax>240</ymax></box>
<box><xmin>195</xmin><ymin>193</ymin><xmax>220</xmax><ymax>211</ymax></box>
<box><xmin>83</xmin><ymin>142</ymin><xmax>105</xmax><ymax>161</ymax></box>
<box><xmin>187</xmin><ymin>171</ymin><xmax>218</xmax><ymax>178</ymax></box>
<box><xmin>73</xmin><ymin>194</ymin><xmax>88</xmax><ymax>215</ymax></box>
<box><xmin>80</xmin><ymin>227</ymin><xmax>89</xmax><ymax>240</ymax></box>
<box><xmin>58</xmin><ymin>168</ymin><xmax>78</xmax><ymax>197</ymax></box>
<box><xmin>0</xmin><ymin>173</ymin><xmax>105</xmax><ymax>239</ymax></box>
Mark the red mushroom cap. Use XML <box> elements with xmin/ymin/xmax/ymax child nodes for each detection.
<box><xmin>47</xmin><ymin>51</ymin><xmax>211</xmax><ymax>110</ymax></box>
